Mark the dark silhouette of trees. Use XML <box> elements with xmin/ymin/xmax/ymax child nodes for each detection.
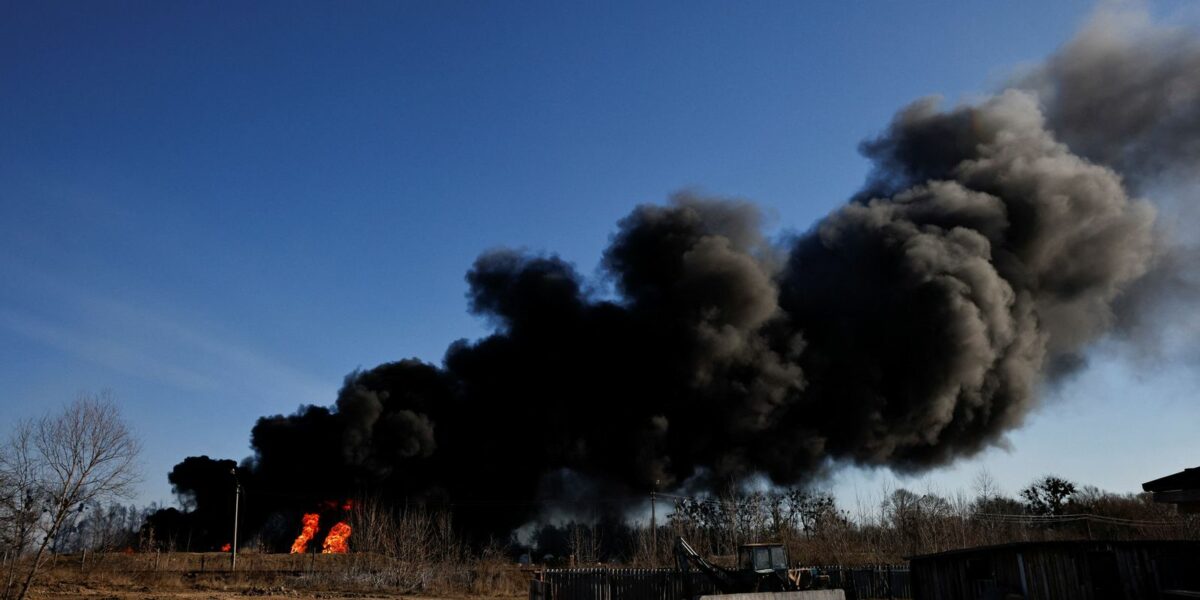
<box><xmin>1021</xmin><ymin>475</ymin><xmax>1077</xmax><ymax>516</ymax></box>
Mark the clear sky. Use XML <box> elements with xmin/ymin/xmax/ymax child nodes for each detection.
<box><xmin>2</xmin><ymin>1</ymin><xmax>1196</xmax><ymax>513</ymax></box>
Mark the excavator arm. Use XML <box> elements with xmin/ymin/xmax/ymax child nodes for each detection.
<box><xmin>673</xmin><ymin>536</ymin><xmax>842</xmax><ymax>600</ymax></box>
<box><xmin>674</xmin><ymin>536</ymin><xmax>739</xmax><ymax>596</ymax></box>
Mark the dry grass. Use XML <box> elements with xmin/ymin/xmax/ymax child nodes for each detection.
<box><xmin>20</xmin><ymin>552</ymin><xmax>528</xmax><ymax>600</ymax></box>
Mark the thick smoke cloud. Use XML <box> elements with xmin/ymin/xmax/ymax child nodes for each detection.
<box><xmin>1019</xmin><ymin>10</ymin><xmax>1200</xmax><ymax>356</ymax></box>
<box><xmin>163</xmin><ymin>11</ymin><xmax>1195</xmax><ymax>545</ymax></box>
<box><xmin>781</xmin><ymin>90</ymin><xmax>1153</xmax><ymax>474</ymax></box>
<box><xmin>1021</xmin><ymin>10</ymin><xmax>1200</xmax><ymax>186</ymax></box>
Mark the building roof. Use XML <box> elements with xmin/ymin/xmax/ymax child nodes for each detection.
<box><xmin>1144</xmin><ymin>467</ymin><xmax>1200</xmax><ymax>492</ymax></box>
<box><xmin>907</xmin><ymin>539</ymin><xmax>1200</xmax><ymax>562</ymax></box>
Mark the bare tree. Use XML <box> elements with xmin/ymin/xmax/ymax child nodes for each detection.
<box><xmin>973</xmin><ymin>468</ymin><xmax>1001</xmax><ymax>501</ymax></box>
<box><xmin>0</xmin><ymin>423</ymin><xmax>41</xmax><ymax>600</ymax></box>
<box><xmin>1</xmin><ymin>393</ymin><xmax>140</xmax><ymax>600</ymax></box>
<box><xmin>785</xmin><ymin>489</ymin><xmax>836</xmax><ymax>539</ymax></box>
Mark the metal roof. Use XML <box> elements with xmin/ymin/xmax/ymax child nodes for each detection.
<box><xmin>1144</xmin><ymin>466</ymin><xmax>1200</xmax><ymax>492</ymax></box>
<box><xmin>907</xmin><ymin>539</ymin><xmax>1200</xmax><ymax>561</ymax></box>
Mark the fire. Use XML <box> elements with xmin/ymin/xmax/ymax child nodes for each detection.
<box><xmin>320</xmin><ymin>499</ymin><xmax>355</xmax><ymax>511</ymax></box>
<box><xmin>290</xmin><ymin>513</ymin><xmax>320</xmax><ymax>554</ymax></box>
<box><xmin>321</xmin><ymin>521</ymin><xmax>351</xmax><ymax>554</ymax></box>
<box><xmin>221</xmin><ymin>543</ymin><xmax>231</xmax><ymax>552</ymax></box>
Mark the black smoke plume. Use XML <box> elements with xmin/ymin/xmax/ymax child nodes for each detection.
<box><xmin>1019</xmin><ymin>10</ymin><xmax>1200</xmax><ymax>358</ymax></box>
<box><xmin>156</xmin><ymin>11</ymin><xmax>1197</xmax><ymax>548</ymax></box>
<box><xmin>1020</xmin><ymin>10</ymin><xmax>1200</xmax><ymax>186</ymax></box>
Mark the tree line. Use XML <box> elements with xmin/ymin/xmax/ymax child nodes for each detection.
<box><xmin>523</xmin><ymin>474</ymin><xmax>1199</xmax><ymax>566</ymax></box>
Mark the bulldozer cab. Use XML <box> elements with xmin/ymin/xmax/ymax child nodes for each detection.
<box><xmin>737</xmin><ymin>543</ymin><xmax>789</xmax><ymax>573</ymax></box>
<box><xmin>675</xmin><ymin>536</ymin><xmax>835</xmax><ymax>596</ymax></box>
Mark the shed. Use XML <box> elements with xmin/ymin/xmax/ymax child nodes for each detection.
<box><xmin>1144</xmin><ymin>467</ymin><xmax>1200</xmax><ymax>514</ymax></box>
<box><xmin>909</xmin><ymin>539</ymin><xmax>1200</xmax><ymax>600</ymax></box>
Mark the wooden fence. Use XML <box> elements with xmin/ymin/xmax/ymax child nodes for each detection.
<box><xmin>819</xmin><ymin>565</ymin><xmax>911</xmax><ymax>600</ymax></box>
<box><xmin>529</xmin><ymin>566</ymin><xmax>910</xmax><ymax>600</ymax></box>
<box><xmin>531</xmin><ymin>568</ymin><xmax>716</xmax><ymax>600</ymax></box>
<box><xmin>37</xmin><ymin>551</ymin><xmax>364</xmax><ymax>574</ymax></box>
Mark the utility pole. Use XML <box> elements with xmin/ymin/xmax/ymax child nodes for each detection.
<box><xmin>650</xmin><ymin>480</ymin><xmax>659</xmax><ymax>564</ymax></box>
<box><xmin>230</xmin><ymin>468</ymin><xmax>241</xmax><ymax>571</ymax></box>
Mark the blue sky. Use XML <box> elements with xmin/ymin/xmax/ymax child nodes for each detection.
<box><xmin>2</xmin><ymin>1</ymin><xmax>1196</xmax><ymax>511</ymax></box>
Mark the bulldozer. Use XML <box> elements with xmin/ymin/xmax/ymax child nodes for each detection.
<box><xmin>674</xmin><ymin>537</ymin><xmax>844</xmax><ymax>600</ymax></box>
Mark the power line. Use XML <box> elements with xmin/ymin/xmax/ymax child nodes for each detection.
<box><xmin>972</xmin><ymin>512</ymin><xmax>1191</xmax><ymax>528</ymax></box>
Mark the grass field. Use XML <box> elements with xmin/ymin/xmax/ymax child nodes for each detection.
<box><xmin>18</xmin><ymin>552</ymin><xmax>529</xmax><ymax>600</ymax></box>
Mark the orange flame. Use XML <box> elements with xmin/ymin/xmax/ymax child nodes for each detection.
<box><xmin>320</xmin><ymin>499</ymin><xmax>355</xmax><ymax>511</ymax></box>
<box><xmin>290</xmin><ymin>513</ymin><xmax>320</xmax><ymax>554</ymax></box>
<box><xmin>321</xmin><ymin>521</ymin><xmax>351</xmax><ymax>553</ymax></box>
<box><xmin>220</xmin><ymin>543</ymin><xmax>231</xmax><ymax>552</ymax></box>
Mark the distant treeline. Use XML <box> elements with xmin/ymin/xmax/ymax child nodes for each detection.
<box><xmin>36</xmin><ymin>473</ymin><xmax>1196</xmax><ymax>566</ymax></box>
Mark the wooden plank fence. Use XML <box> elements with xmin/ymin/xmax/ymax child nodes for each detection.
<box><xmin>817</xmin><ymin>565</ymin><xmax>911</xmax><ymax>600</ymax></box>
<box><xmin>531</xmin><ymin>568</ymin><xmax>716</xmax><ymax>600</ymax></box>
<box><xmin>529</xmin><ymin>566</ymin><xmax>910</xmax><ymax>600</ymax></box>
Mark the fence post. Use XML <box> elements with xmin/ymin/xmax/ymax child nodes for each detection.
<box><xmin>887</xmin><ymin>563</ymin><xmax>893</xmax><ymax>600</ymax></box>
